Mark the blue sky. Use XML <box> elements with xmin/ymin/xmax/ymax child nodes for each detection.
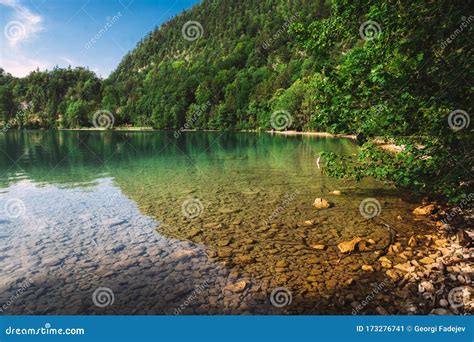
<box><xmin>0</xmin><ymin>0</ymin><xmax>200</xmax><ymax>77</ymax></box>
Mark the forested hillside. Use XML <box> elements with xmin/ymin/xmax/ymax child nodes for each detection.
<box><xmin>102</xmin><ymin>0</ymin><xmax>326</xmax><ymax>129</ymax></box>
<box><xmin>0</xmin><ymin>0</ymin><xmax>472</xmax><ymax>201</ymax></box>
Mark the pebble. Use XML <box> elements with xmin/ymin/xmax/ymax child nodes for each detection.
<box><xmin>419</xmin><ymin>257</ymin><xmax>435</xmax><ymax>264</ymax></box>
<box><xmin>337</xmin><ymin>238</ymin><xmax>362</xmax><ymax>253</ymax></box>
<box><xmin>412</xmin><ymin>204</ymin><xmax>437</xmax><ymax>216</ymax></box>
<box><xmin>217</xmin><ymin>240</ymin><xmax>230</xmax><ymax>247</ymax></box>
<box><xmin>361</xmin><ymin>265</ymin><xmax>374</xmax><ymax>272</ymax></box>
<box><xmin>313</xmin><ymin>198</ymin><xmax>331</xmax><ymax>209</ymax></box>
<box><xmin>430</xmin><ymin>308</ymin><xmax>452</xmax><ymax>315</ymax></box>
<box><xmin>379</xmin><ymin>256</ymin><xmax>392</xmax><ymax>268</ymax></box>
<box><xmin>218</xmin><ymin>208</ymin><xmax>241</xmax><ymax>214</ymax></box>
<box><xmin>171</xmin><ymin>250</ymin><xmax>196</xmax><ymax>261</ymax></box>
<box><xmin>385</xmin><ymin>269</ymin><xmax>399</xmax><ymax>281</ymax></box>
<box><xmin>101</xmin><ymin>218</ymin><xmax>127</xmax><ymax>227</ymax></box>
<box><xmin>234</xmin><ymin>255</ymin><xmax>254</xmax><ymax>264</ymax></box>
<box><xmin>223</xmin><ymin>280</ymin><xmax>247</xmax><ymax>293</ymax></box>
<box><xmin>311</xmin><ymin>244</ymin><xmax>326</xmax><ymax>250</ymax></box>
<box><xmin>418</xmin><ymin>281</ymin><xmax>434</xmax><ymax>293</ymax></box>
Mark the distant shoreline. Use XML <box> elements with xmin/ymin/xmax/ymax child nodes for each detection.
<box><xmin>266</xmin><ymin>130</ymin><xmax>356</xmax><ymax>139</ymax></box>
<box><xmin>53</xmin><ymin>127</ymin><xmax>358</xmax><ymax>139</ymax></box>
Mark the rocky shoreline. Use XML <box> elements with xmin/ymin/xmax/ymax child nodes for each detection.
<box><xmin>329</xmin><ymin>201</ymin><xmax>473</xmax><ymax>315</ymax></box>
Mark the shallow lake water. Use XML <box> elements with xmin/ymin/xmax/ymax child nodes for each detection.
<box><xmin>0</xmin><ymin>131</ymin><xmax>433</xmax><ymax>314</ymax></box>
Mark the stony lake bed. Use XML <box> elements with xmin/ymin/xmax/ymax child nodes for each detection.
<box><xmin>0</xmin><ymin>131</ymin><xmax>472</xmax><ymax>315</ymax></box>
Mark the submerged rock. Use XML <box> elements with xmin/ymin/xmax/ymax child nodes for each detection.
<box><xmin>187</xmin><ymin>228</ymin><xmax>202</xmax><ymax>238</ymax></box>
<box><xmin>408</xmin><ymin>236</ymin><xmax>417</xmax><ymax>247</ymax></box>
<box><xmin>171</xmin><ymin>249</ymin><xmax>196</xmax><ymax>261</ymax></box>
<box><xmin>337</xmin><ymin>237</ymin><xmax>362</xmax><ymax>253</ymax></box>
<box><xmin>385</xmin><ymin>269</ymin><xmax>399</xmax><ymax>281</ymax></box>
<box><xmin>413</xmin><ymin>204</ymin><xmax>437</xmax><ymax>216</ymax></box>
<box><xmin>223</xmin><ymin>280</ymin><xmax>247</xmax><ymax>293</ymax></box>
<box><xmin>234</xmin><ymin>255</ymin><xmax>254</xmax><ymax>264</ymax></box>
<box><xmin>101</xmin><ymin>218</ymin><xmax>127</xmax><ymax>227</ymax></box>
<box><xmin>311</xmin><ymin>244</ymin><xmax>326</xmax><ymax>250</ymax></box>
<box><xmin>217</xmin><ymin>240</ymin><xmax>231</xmax><ymax>247</ymax></box>
<box><xmin>313</xmin><ymin>198</ymin><xmax>331</xmax><ymax>209</ymax></box>
<box><xmin>394</xmin><ymin>262</ymin><xmax>412</xmax><ymax>272</ymax></box>
<box><xmin>276</xmin><ymin>260</ymin><xmax>289</xmax><ymax>268</ymax></box>
<box><xmin>378</xmin><ymin>256</ymin><xmax>392</xmax><ymax>268</ymax></box>
<box><xmin>439</xmin><ymin>299</ymin><xmax>449</xmax><ymax>307</ymax></box>
<box><xmin>419</xmin><ymin>257</ymin><xmax>435</xmax><ymax>265</ymax></box>
<box><xmin>418</xmin><ymin>281</ymin><xmax>434</xmax><ymax>293</ymax></box>
<box><xmin>361</xmin><ymin>265</ymin><xmax>374</xmax><ymax>272</ymax></box>
<box><xmin>218</xmin><ymin>208</ymin><xmax>241</xmax><ymax>214</ymax></box>
<box><xmin>430</xmin><ymin>308</ymin><xmax>453</xmax><ymax>315</ymax></box>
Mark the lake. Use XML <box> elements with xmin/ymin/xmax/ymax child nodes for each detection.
<box><xmin>0</xmin><ymin>131</ymin><xmax>431</xmax><ymax>314</ymax></box>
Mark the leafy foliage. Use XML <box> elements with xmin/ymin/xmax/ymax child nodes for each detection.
<box><xmin>294</xmin><ymin>0</ymin><xmax>473</xmax><ymax>202</ymax></box>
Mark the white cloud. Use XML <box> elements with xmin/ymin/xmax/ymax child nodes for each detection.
<box><xmin>1</xmin><ymin>0</ymin><xmax>44</xmax><ymax>46</ymax></box>
<box><xmin>0</xmin><ymin>0</ymin><xmax>48</xmax><ymax>76</ymax></box>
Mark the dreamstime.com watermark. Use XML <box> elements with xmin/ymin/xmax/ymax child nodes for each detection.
<box><xmin>263</xmin><ymin>190</ymin><xmax>300</xmax><ymax>226</ymax></box>
<box><xmin>174</xmin><ymin>101</ymin><xmax>211</xmax><ymax>138</ymax></box>
<box><xmin>262</xmin><ymin>13</ymin><xmax>299</xmax><ymax>50</ymax></box>
<box><xmin>85</xmin><ymin>12</ymin><xmax>123</xmax><ymax>50</ymax></box>
<box><xmin>4</xmin><ymin>323</ymin><xmax>85</xmax><ymax>336</ymax></box>
<box><xmin>1</xmin><ymin>102</ymin><xmax>31</xmax><ymax>133</ymax></box>
<box><xmin>352</xmin><ymin>280</ymin><xmax>387</xmax><ymax>315</ymax></box>
<box><xmin>0</xmin><ymin>280</ymin><xmax>31</xmax><ymax>313</ymax></box>
<box><xmin>439</xmin><ymin>16</ymin><xmax>474</xmax><ymax>51</ymax></box>
<box><xmin>441</xmin><ymin>192</ymin><xmax>473</xmax><ymax>225</ymax></box>
<box><xmin>174</xmin><ymin>279</ymin><xmax>213</xmax><ymax>315</ymax></box>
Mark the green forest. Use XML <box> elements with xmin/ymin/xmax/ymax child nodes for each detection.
<box><xmin>0</xmin><ymin>0</ymin><xmax>472</xmax><ymax>201</ymax></box>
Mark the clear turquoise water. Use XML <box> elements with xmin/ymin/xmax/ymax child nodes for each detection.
<box><xmin>0</xmin><ymin>131</ymin><xmax>428</xmax><ymax>314</ymax></box>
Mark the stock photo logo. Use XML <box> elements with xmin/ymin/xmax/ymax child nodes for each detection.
<box><xmin>269</xmin><ymin>287</ymin><xmax>292</xmax><ymax>308</ymax></box>
<box><xmin>359</xmin><ymin>20</ymin><xmax>382</xmax><ymax>41</ymax></box>
<box><xmin>270</xmin><ymin>110</ymin><xmax>293</xmax><ymax>131</ymax></box>
<box><xmin>181</xmin><ymin>198</ymin><xmax>204</xmax><ymax>219</ymax></box>
<box><xmin>92</xmin><ymin>110</ymin><xmax>115</xmax><ymax>129</ymax></box>
<box><xmin>4</xmin><ymin>20</ymin><xmax>26</xmax><ymax>43</ymax></box>
<box><xmin>182</xmin><ymin>21</ymin><xmax>204</xmax><ymax>41</ymax></box>
<box><xmin>448</xmin><ymin>109</ymin><xmax>470</xmax><ymax>131</ymax></box>
<box><xmin>359</xmin><ymin>198</ymin><xmax>382</xmax><ymax>219</ymax></box>
<box><xmin>3</xmin><ymin>198</ymin><xmax>26</xmax><ymax>219</ymax></box>
<box><xmin>92</xmin><ymin>287</ymin><xmax>115</xmax><ymax>308</ymax></box>
<box><xmin>448</xmin><ymin>286</ymin><xmax>473</xmax><ymax>309</ymax></box>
